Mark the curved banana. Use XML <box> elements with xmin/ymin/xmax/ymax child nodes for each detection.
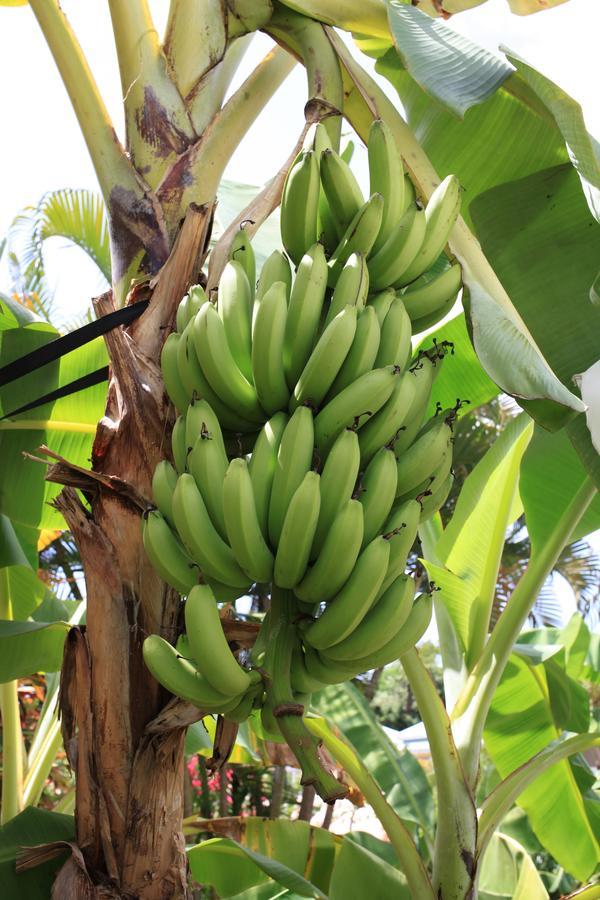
<box><xmin>320</xmin><ymin>147</ymin><xmax>365</xmax><ymax>239</ymax></box>
<box><xmin>224</xmin><ymin>683</ymin><xmax>264</xmax><ymax>723</ymax></box>
<box><xmin>367</xmin><ymin>206</ymin><xmax>426</xmax><ymax>292</ymax></box>
<box><xmin>327</xmin><ymin>193</ymin><xmax>384</xmax><ymax>286</ymax></box>
<box><xmin>322</xmin><ymin>252</ymin><xmax>369</xmax><ymax>332</ymax></box>
<box><xmin>325</xmin><ymin>575</ymin><xmax>416</xmax><ymax>661</ymax></box>
<box><xmin>420</xmin><ymin>472</ymin><xmax>454</xmax><ymax>522</ymax></box>
<box><xmin>401</xmin><ymin>262</ymin><xmax>462</xmax><ymax>324</ymax></box>
<box><xmin>187</xmin><ymin>408</ymin><xmax>229</xmax><ymax>541</ymax></box>
<box><xmin>314</xmin><ymin>366</ymin><xmax>398</xmax><ymax>457</ymax></box>
<box><xmin>368</xmin><ymin>118</ymin><xmax>404</xmax><ymax>254</ymax></box>
<box><xmin>290</xmin><ymin>305</ymin><xmax>358</xmax><ymax>411</ymax></box>
<box><xmin>399</xmin><ymin>175</ymin><xmax>461</xmax><ymax>285</ymax></box>
<box><xmin>303</xmin><ymin>535</ymin><xmax>389</xmax><ymax>650</ymax></box>
<box><xmin>357</xmin><ymin>371</ymin><xmax>417</xmax><ymax>466</ymax></box>
<box><xmin>268</xmin><ymin>405</ymin><xmax>315</xmax><ymax>548</ymax></box>
<box><xmin>296</xmin><ymin>499</ymin><xmax>364</xmax><ymax>604</ymax></box>
<box><xmin>176</xmin><ymin>283</ymin><xmax>208</xmax><ymax>333</ymax></box>
<box><xmin>185</xmin><ymin>398</ymin><xmax>226</xmax><ymax>458</ymax></box>
<box><xmin>172</xmin><ymin>473</ymin><xmax>250</xmax><ymax>588</ymax></box>
<box><xmin>252</xmin><ymin>281</ymin><xmax>290</xmax><ymax>415</ymax></box>
<box><xmin>357</xmin><ymin>447</ymin><xmax>398</xmax><ymax>546</ymax></box>
<box><xmin>171</xmin><ymin>415</ymin><xmax>188</xmax><ymax>473</ymax></box>
<box><xmin>312</xmin><ymin>124</ymin><xmax>339</xmax><ymax>254</ymax></box>
<box><xmin>395</xmin><ymin>415</ymin><xmax>453</xmax><ymax>498</ymax></box>
<box><xmin>193</xmin><ymin>302</ymin><xmax>264</xmax><ymax>423</ymax></box>
<box><xmin>218</xmin><ymin>259</ymin><xmax>253</xmax><ymax>382</ymax></box>
<box><xmin>375</xmin><ymin>296</ymin><xmax>412</xmax><ymax>370</ymax></box>
<box><xmin>142</xmin><ymin>509</ymin><xmax>197</xmax><ymax>595</ymax></box>
<box><xmin>284</xmin><ymin>242</ymin><xmax>328</xmax><ymax>389</ymax></box>
<box><xmin>161</xmin><ymin>332</ymin><xmax>190</xmax><ymax>413</ymax></box>
<box><xmin>402</xmin><ymin>173</ymin><xmax>416</xmax><ymax>214</ymax></box>
<box><xmin>255</xmin><ymin>250</ymin><xmax>292</xmax><ymax>310</ymax></box>
<box><xmin>185</xmin><ymin>583</ymin><xmax>253</xmax><ymax>695</ymax></box>
<box><xmin>290</xmin><ymin>644</ymin><xmax>326</xmax><ymax>694</ymax></box>
<box><xmin>143</xmin><ymin>634</ymin><xmax>243</xmax><ymax>710</ymax></box>
<box><xmin>391</xmin><ymin>344</ymin><xmax>449</xmax><ymax>457</ymax></box>
<box><xmin>281</xmin><ymin>150</ymin><xmax>320</xmax><ymax>265</ymax></box>
<box><xmin>248</xmin><ymin>412</ymin><xmax>289</xmax><ymax>541</ymax></box>
<box><xmin>395</xmin><ymin>440</ymin><xmax>453</xmax><ymax>506</ymax></box>
<box><xmin>274</xmin><ymin>471</ymin><xmax>321</xmax><ymax>588</ymax></box>
<box><xmin>369</xmin><ymin>288</ymin><xmax>396</xmax><ymax>327</ymax></box>
<box><xmin>327</xmin><ymin>305</ymin><xmax>381</xmax><ymax>398</ymax></box>
<box><xmin>229</xmin><ymin>226</ymin><xmax>256</xmax><ymax>299</ymax></box>
<box><xmin>312</xmin><ymin>427</ymin><xmax>360</xmax><ymax>557</ymax></box>
<box><xmin>378</xmin><ymin>499</ymin><xmax>421</xmax><ymax>596</ymax></box>
<box><xmin>151</xmin><ymin>460</ymin><xmax>178</xmax><ymax>525</ymax></box>
<box><xmin>223</xmin><ymin>458</ymin><xmax>274</xmax><ymax>584</ymax></box>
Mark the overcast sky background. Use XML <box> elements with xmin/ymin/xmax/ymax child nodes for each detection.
<box><xmin>0</xmin><ymin>0</ymin><xmax>598</xmax><ymax>623</ymax></box>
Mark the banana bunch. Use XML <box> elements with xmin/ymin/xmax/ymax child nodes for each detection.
<box><xmin>143</xmin><ymin>124</ymin><xmax>464</xmax><ymax>770</ymax></box>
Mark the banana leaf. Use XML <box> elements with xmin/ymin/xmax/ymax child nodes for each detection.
<box><xmin>0</xmin><ymin>807</ymin><xmax>74</xmax><ymax>900</ymax></box>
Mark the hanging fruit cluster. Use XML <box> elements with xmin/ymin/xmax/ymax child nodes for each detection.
<box><xmin>142</xmin><ymin>119</ymin><xmax>463</xmax><ymax>798</ymax></box>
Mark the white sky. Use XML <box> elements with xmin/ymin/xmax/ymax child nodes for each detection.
<box><xmin>0</xmin><ymin>0</ymin><xmax>598</xmax><ymax>617</ymax></box>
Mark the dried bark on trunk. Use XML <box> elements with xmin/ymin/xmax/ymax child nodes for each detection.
<box><xmin>50</xmin><ymin>205</ymin><xmax>214</xmax><ymax>899</ymax></box>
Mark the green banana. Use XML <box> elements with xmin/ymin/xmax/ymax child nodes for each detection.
<box><xmin>185</xmin><ymin>397</ymin><xmax>226</xmax><ymax>458</ymax></box>
<box><xmin>193</xmin><ymin>302</ymin><xmax>264</xmax><ymax>423</ymax></box>
<box><xmin>283</xmin><ymin>242</ymin><xmax>328</xmax><ymax>389</ymax></box>
<box><xmin>401</xmin><ymin>262</ymin><xmax>462</xmax><ymax>324</ymax></box>
<box><xmin>143</xmin><ymin>634</ymin><xmax>242</xmax><ymax>709</ymax></box>
<box><xmin>142</xmin><ymin>509</ymin><xmax>197</xmax><ymax>595</ymax></box>
<box><xmin>303</xmin><ymin>644</ymin><xmax>358</xmax><ymax>685</ymax></box>
<box><xmin>248</xmin><ymin>412</ymin><xmax>288</xmax><ymax>541</ymax></box>
<box><xmin>151</xmin><ymin>460</ymin><xmax>178</xmax><ymax>525</ymax></box>
<box><xmin>367</xmin><ymin>206</ymin><xmax>427</xmax><ymax>292</ymax></box>
<box><xmin>281</xmin><ymin>150</ymin><xmax>320</xmax><ymax>265</ymax></box>
<box><xmin>303</xmin><ymin>535</ymin><xmax>389</xmax><ymax>650</ymax></box>
<box><xmin>420</xmin><ymin>471</ymin><xmax>454</xmax><ymax>521</ymax></box>
<box><xmin>290</xmin><ymin>644</ymin><xmax>326</xmax><ymax>694</ymax></box>
<box><xmin>161</xmin><ymin>332</ymin><xmax>189</xmax><ymax>413</ymax></box>
<box><xmin>391</xmin><ymin>344</ymin><xmax>449</xmax><ymax>457</ymax></box>
<box><xmin>357</xmin><ymin>447</ymin><xmax>398</xmax><ymax>546</ymax></box>
<box><xmin>402</xmin><ymin>174</ymin><xmax>416</xmax><ymax>214</ymax></box>
<box><xmin>312</xmin><ymin>124</ymin><xmax>338</xmax><ymax>254</ymax></box>
<box><xmin>368</xmin><ymin>118</ymin><xmax>404</xmax><ymax>254</ymax></box>
<box><xmin>378</xmin><ymin>499</ymin><xmax>421</xmax><ymax>596</ymax></box>
<box><xmin>375</xmin><ymin>296</ymin><xmax>412</xmax><ymax>370</ymax></box>
<box><xmin>229</xmin><ymin>226</ymin><xmax>256</xmax><ymax>298</ymax></box>
<box><xmin>296</xmin><ymin>499</ymin><xmax>364</xmax><ymax>604</ymax></box>
<box><xmin>187</xmin><ymin>408</ymin><xmax>229</xmax><ymax>542</ymax></box>
<box><xmin>290</xmin><ymin>305</ymin><xmax>357</xmax><ymax>411</ymax></box>
<box><xmin>325</xmin><ymin>575</ymin><xmax>416</xmax><ymax>661</ymax></box>
<box><xmin>357</xmin><ymin>371</ymin><xmax>417</xmax><ymax>466</ymax></box>
<box><xmin>252</xmin><ymin>281</ymin><xmax>290</xmax><ymax>415</ymax></box>
<box><xmin>319</xmin><ymin>590</ymin><xmax>432</xmax><ymax>674</ymax></box>
<box><xmin>171</xmin><ymin>415</ymin><xmax>188</xmax><ymax>473</ymax></box>
<box><xmin>395</xmin><ymin>414</ymin><xmax>453</xmax><ymax>498</ymax></box>
<box><xmin>399</xmin><ymin>175</ymin><xmax>461</xmax><ymax>285</ymax></box>
<box><xmin>312</xmin><ymin>427</ymin><xmax>360</xmax><ymax>556</ymax></box>
<box><xmin>327</xmin><ymin>305</ymin><xmax>381</xmax><ymax>398</ymax></box>
<box><xmin>176</xmin><ymin>283</ymin><xmax>208</xmax><ymax>333</ymax></box>
<box><xmin>224</xmin><ymin>683</ymin><xmax>264</xmax><ymax>723</ymax></box>
<box><xmin>322</xmin><ymin>252</ymin><xmax>369</xmax><ymax>331</ymax></box>
<box><xmin>327</xmin><ymin>193</ymin><xmax>385</xmax><ymax>286</ymax></box>
<box><xmin>223</xmin><ymin>458</ymin><xmax>275</xmax><ymax>584</ymax></box>
<box><xmin>369</xmin><ymin>288</ymin><xmax>395</xmax><ymax>327</ymax></box>
<box><xmin>314</xmin><ymin>366</ymin><xmax>398</xmax><ymax>457</ymax></box>
<box><xmin>218</xmin><ymin>259</ymin><xmax>253</xmax><ymax>382</ymax></box>
<box><xmin>395</xmin><ymin>440</ymin><xmax>453</xmax><ymax>506</ymax></box>
<box><xmin>185</xmin><ymin>583</ymin><xmax>253</xmax><ymax>695</ymax></box>
<box><xmin>274</xmin><ymin>471</ymin><xmax>321</xmax><ymax>588</ymax></box>
<box><xmin>172</xmin><ymin>473</ymin><xmax>250</xmax><ymax>588</ymax></box>
<box><xmin>320</xmin><ymin>147</ymin><xmax>365</xmax><ymax>239</ymax></box>
<box><xmin>268</xmin><ymin>405</ymin><xmax>315</xmax><ymax>548</ymax></box>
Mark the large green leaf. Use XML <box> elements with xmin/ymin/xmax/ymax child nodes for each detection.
<box><xmin>0</xmin><ymin>620</ymin><xmax>69</xmax><ymax>681</ymax></box>
<box><xmin>484</xmin><ymin>652</ymin><xmax>599</xmax><ymax>879</ymax></box>
<box><xmin>426</xmin><ymin>415</ymin><xmax>533</xmax><ymax>663</ymax></box>
<box><xmin>469</xmin><ymin>164</ymin><xmax>600</xmax><ymax>486</ymax></box>
<box><xmin>478</xmin><ymin>831</ymin><xmax>548</xmax><ymax>900</ymax></box>
<box><xmin>386</xmin><ymin>3</ymin><xmax>512</xmax><ymax>117</ymax></box>
<box><xmin>328</xmin><ymin>838</ymin><xmax>410</xmax><ymax>899</ymax></box>
<box><xmin>315</xmin><ymin>683</ymin><xmax>434</xmax><ymax>843</ymax></box>
<box><xmin>0</xmin><ymin>807</ymin><xmax>74</xmax><ymax>900</ymax></box>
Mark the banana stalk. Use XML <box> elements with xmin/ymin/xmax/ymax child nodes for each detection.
<box><xmin>0</xmin><ymin>570</ymin><xmax>23</xmax><ymax>824</ymax></box>
<box><xmin>278</xmin><ymin>0</ymin><xmax>389</xmax><ymax>37</ymax></box>
<box><xmin>264</xmin><ymin>587</ymin><xmax>349</xmax><ymax>803</ymax></box>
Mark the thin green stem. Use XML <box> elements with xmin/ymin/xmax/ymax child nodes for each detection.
<box><xmin>187</xmin><ymin>34</ymin><xmax>253</xmax><ymax>135</ymax></box>
<box><xmin>164</xmin><ymin>0</ymin><xmax>227</xmax><ymax>99</ymax></box>
<box><xmin>305</xmin><ymin>716</ymin><xmax>435</xmax><ymax>899</ymax></box>
<box><xmin>22</xmin><ymin>719</ymin><xmax>63</xmax><ymax>808</ymax></box>
<box><xmin>266</xmin><ymin>588</ymin><xmax>347</xmax><ymax>803</ymax></box>
<box><xmin>452</xmin><ymin>476</ymin><xmax>597</xmax><ymax>785</ymax></box>
<box><xmin>477</xmin><ymin>732</ymin><xmax>600</xmax><ymax>858</ymax></box>
<box><xmin>401</xmin><ymin>647</ymin><xmax>477</xmax><ymax>899</ymax></box>
<box><xmin>0</xmin><ymin>569</ymin><xmax>24</xmax><ymax>824</ymax></box>
<box><xmin>107</xmin><ymin>0</ymin><xmax>161</xmax><ymax>99</ymax></box>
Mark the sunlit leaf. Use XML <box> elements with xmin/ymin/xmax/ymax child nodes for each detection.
<box><xmin>0</xmin><ymin>619</ymin><xmax>69</xmax><ymax>680</ymax></box>
<box><xmin>478</xmin><ymin>831</ymin><xmax>548</xmax><ymax>900</ymax></box>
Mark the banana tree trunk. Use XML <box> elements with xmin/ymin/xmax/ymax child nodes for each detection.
<box><xmin>49</xmin><ymin>205</ymin><xmax>214</xmax><ymax>899</ymax></box>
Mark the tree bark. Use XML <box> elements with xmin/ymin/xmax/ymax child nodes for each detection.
<box><xmin>51</xmin><ymin>204</ymin><xmax>214</xmax><ymax>899</ymax></box>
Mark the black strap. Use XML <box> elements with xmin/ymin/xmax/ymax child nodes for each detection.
<box><xmin>1</xmin><ymin>367</ymin><xmax>110</xmax><ymax>421</ymax></box>
<box><xmin>0</xmin><ymin>299</ymin><xmax>149</xmax><ymax>388</ymax></box>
